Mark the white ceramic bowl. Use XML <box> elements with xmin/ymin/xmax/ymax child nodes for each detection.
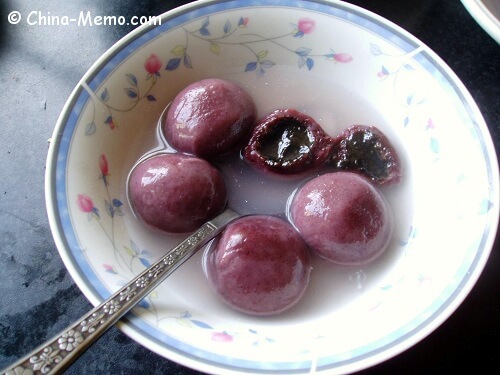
<box><xmin>46</xmin><ymin>0</ymin><xmax>499</xmax><ymax>373</ymax></box>
<box><xmin>462</xmin><ymin>0</ymin><xmax>500</xmax><ymax>43</ymax></box>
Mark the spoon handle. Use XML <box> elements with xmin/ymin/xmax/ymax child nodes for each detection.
<box><xmin>1</xmin><ymin>209</ymin><xmax>239</xmax><ymax>375</ymax></box>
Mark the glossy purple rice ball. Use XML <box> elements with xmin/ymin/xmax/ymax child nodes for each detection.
<box><xmin>205</xmin><ymin>215</ymin><xmax>311</xmax><ymax>316</ymax></box>
<box><xmin>128</xmin><ymin>153</ymin><xmax>227</xmax><ymax>233</ymax></box>
<box><xmin>163</xmin><ymin>78</ymin><xmax>256</xmax><ymax>159</ymax></box>
<box><xmin>289</xmin><ymin>172</ymin><xmax>393</xmax><ymax>265</ymax></box>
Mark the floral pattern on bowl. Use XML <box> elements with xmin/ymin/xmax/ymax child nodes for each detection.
<box><xmin>46</xmin><ymin>1</ymin><xmax>498</xmax><ymax>374</ymax></box>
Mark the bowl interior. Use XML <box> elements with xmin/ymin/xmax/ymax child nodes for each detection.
<box><xmin>47</xmin><ymin>1</ymin><xmax>499</xmax><ymax>373</ymax></box>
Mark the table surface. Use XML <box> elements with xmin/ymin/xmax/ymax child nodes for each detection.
<box><xmin>0</xmin><ymin>0</ymin><xmax>498</xmax><ymax>374</ymax></box>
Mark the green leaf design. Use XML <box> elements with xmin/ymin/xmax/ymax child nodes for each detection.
<box><xmin>126</xmin><ymin>74</ymin><xmax>138</xmax><ymax>87</ymax></box>
<box><xmin>257</xmin><ymin>50</ymin><xmax>268</xmax><ymax>59</ymax></box>
<box><xmin>210</xmin><ymin>42</ymin><xmax>220</xmax><ymax>55</ymax></box>
<box><xmin>171</xmin><ymin>45</ymin><xmax>186</xmax><ymax>56</ymax></box>
<box><xmin>429</xmin><ymin>137</ymin><xmax>440</xmax><ymax>154</ymax></box>
<box><xmin>101</xmin><ymin>88</ymin><xmax>109</xmax><ymax>102</ymax></box>
<box><xmin>223</xmin><ymin>19</ymin><xmax>231</xmax><ymax>34</ymax></box>
<box><xmin>191</xmin><ymin>319</ymin><xmax>212</xmax><ymax>329</ymax></box>
<box><xmin>85</xmin><ymin>122</ymin><xmax>96</xmax><ymax>135</ymax></box>
<box><xmin>124</xmin><ymin>88</ymin><xmax>138</xmax><ymax>99</ymax></box>
<box><xmin>176</xmin><ymin>318</ymin><xmax>192</xmax><ymax>328</ymax></box>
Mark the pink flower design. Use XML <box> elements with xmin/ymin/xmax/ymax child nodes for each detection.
<box><xmin>211</xmin><ymin>332</ymin><xmax>233</xmax><ymax>343</ymax></box>
<box><xmin>333</xmin><ymin>53</ymin><xmax>353</xmax><ymax>63</ymax></box>
<box><xmin>103</xmin><ymin>264</ymin><xmax>117</xmax><ymax>274</ymax></box>
<box><xmin>144</xmin><ymin>53</ymin><xmax>162</xmax><ymax>75</ymax></box>
<box><xmin>325</xmin><ymin>51</ymin><xmax>353</xmax><ymax>64</ymax></box>
<box><xmin>77</xmin><ymin>194</ymin><xmax>99</xmax><ymax>218</ymax></box>
<box><xmin>99</xmin><ymin>154</ymin><xmax>109</xmax><ymax>176</ymax></box>
<box><xmin>104</xmin><ymin>116</ymin><xmax>116</xmax><ymax>130</ymax></box>
<box><xmin>238</xmin><ymin>16</ymin><xmax>249</xmax><ymax>27</ymax></box>
<box><xmin>297</xmin><ymin>18</ymin><xmax>315</xmax><ymax>35</ymax></box>
<box><xmin>77</xmin><ymin>194</ymin><xmax>94</xmax><ymax>213</ymax></box>
<box><xmin>377</xmin><ymin>66</ymin><xmax>389</xmax><ymax>79</ymax></box>
<box><xmin>99</xmin><ymin>154</ymin><xmax>109</xmax><ymax>186</ymax></box>
<box><xmin>426</xmin><ymin>118</ymin><xmax>436</xmax><ymax>130</ymax></box>
<box><xmin>77</xmin><ymin>193</ymin><xmax>95</xmax><ymax>212</ymax></box>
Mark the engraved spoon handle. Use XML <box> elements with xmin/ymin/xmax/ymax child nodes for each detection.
<box><xmin>1</xmin><ymin>209</ymin><xmax>240</xmax><ymax>375</ymax></box>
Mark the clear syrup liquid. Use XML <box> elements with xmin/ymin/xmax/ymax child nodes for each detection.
<box><xmin>122</xmin><ymin>70</ymin><xmax>413</xmax><ymax>319</ymax></box>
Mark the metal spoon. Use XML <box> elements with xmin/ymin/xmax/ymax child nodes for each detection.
<box><xmin>1</xmin><ymin>208</ymin><xmax>240</xmax><ymax>375</ymax></box>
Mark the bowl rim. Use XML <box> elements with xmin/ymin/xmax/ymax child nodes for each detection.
<box><xmin>45</xmin><ymin>0</ymin><xmax>500</xmax><ymax>373</ymax></box>
<box><xmin>461</xmin><ymin>0</ymin><xmax>500</xmax><ymax>43</ymax></box>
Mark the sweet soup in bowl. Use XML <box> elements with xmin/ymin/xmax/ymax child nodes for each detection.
<box><xmin>50</xmin><ymin>2</ymin><xmax>497</xmax><ymax>373</ymax></box>
<box><xmin>127</xmin><ymin>78</ymin><xmax>406</xmax><ymax>316</ymax></box>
